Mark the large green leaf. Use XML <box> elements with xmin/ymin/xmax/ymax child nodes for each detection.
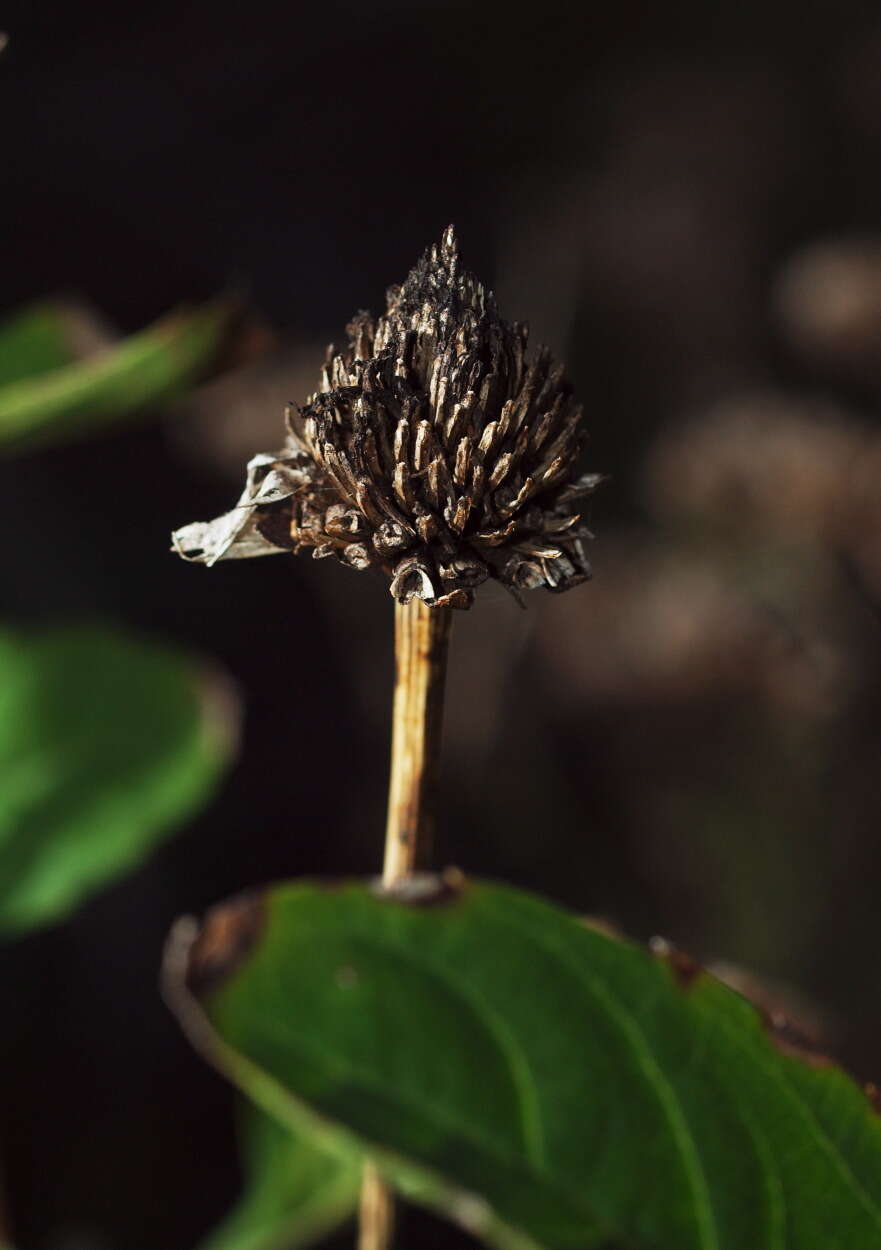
<box><xmin>166</xmin><ymin>877</ymin><xmax>881</xmax><ymax>1250</ymax></box>
<box><xmin>0</xmin><ymin>302</ymin><xmax>230</xmax><ymax>453</ymax></box>
<box><xmin>0</xmin><ymin>627</ymin><xmax>237</xmax><ymax>936</ymax></box>
<box><xmin>199</xmin><ymin>1105</ymin><xmax>361</xmax><ymax>1250</ymax></box>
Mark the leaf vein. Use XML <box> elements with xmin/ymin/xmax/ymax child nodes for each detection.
<box><xmin>489</xmin><ymin>909</ymin><xmax>722</xmax><ymax>1250</ymax></box>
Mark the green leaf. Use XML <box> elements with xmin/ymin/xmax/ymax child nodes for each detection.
<box><xmin>0</xmin><ymin>627</ymin><xmax>237</xmax><ymax>936</ymax></box>
<box><xmin>0</xmin><ymin>302</ymin><xmax>230</xmax><ymax>454</ymax></box>
<box><xmin>199</xmin><ymin>1105</ymin><xmax>361</xmax><ymax>1250</ymax></box>
<box><xmin>0</xmin><ymin>300</ymin><xmax>83</xmax><ymax>387</ymax></box>
<box><xmin>166</xmin><ymin>877</ymin><xmax>881</xmax><ymax>1250</ymax></box>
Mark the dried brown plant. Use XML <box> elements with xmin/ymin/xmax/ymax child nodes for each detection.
<box><xmin>172</xmin><ymin>227</ymin><xmax>599</xmax><ymax>609</ymax></box>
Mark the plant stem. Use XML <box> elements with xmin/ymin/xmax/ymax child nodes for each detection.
<box><xmin>357</xmin><ymin>598</ymin><xmax>453</xmax><ymax>1250</ymax></box>
<box><xmin>383</xmin><ymin>599</ymin><xmax>453</xmax><ymax>885</ymax></box>
<box><xmin>358</xmin><ymin>1160</ymin><xmax>395</xmax><ymax>1250</ymax></box>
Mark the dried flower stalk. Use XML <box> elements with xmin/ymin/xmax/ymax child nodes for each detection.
<box><xmin>358</xmin><ymin>1160</ymin><xmax>395</xmax><ymax>1250</ymax></box>
<box><xmin>384</xmin><ymin>600</ymin><xmax>452</xmax><ymax>883</ymax></box>
<box><xmin>358</xmin><ymin>596</ymin><xmax>453</xmax><ymax>1248</ymax></box>
<box><xmin>172</xmin><ymin>228</ymin><xmax>596</xmax><ymax>1250</ymax></box>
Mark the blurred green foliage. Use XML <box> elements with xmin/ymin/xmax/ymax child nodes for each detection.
<box><xmin>0</xmin><ymin>301</ymin><xmax>82</xmax><ymax>388</ymax></box>
<box><xmin>199</xmin><ymin>1107</ymin><xmax>361</xmax><ymax>1250</ymax></box>
<box><xmin>0</xmin><ymin>627</ymin><xmax>236</xmax><ymax>936</ymax></box>
<box><xmin>0</xmin><ymin>299</ymin><xmax>231</xmax><ymax>454</ymax></box>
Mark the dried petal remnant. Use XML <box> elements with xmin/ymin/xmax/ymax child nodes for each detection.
<box><xmin>173</xmin><ymin>228</ymin><xmax>598</xmax><ymax>607</ymax></box>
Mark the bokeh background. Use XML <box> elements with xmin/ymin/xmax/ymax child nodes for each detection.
<box><xmin>2</xmin><ymin>0</ymin><xmax>881</xmax><ymax>1246</ymax></box>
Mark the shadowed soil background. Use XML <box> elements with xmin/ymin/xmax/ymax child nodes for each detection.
<box><xmin>2</xmin><ymin>0</ymin><xmax>881</xmax><ymax>1246</ymax></box>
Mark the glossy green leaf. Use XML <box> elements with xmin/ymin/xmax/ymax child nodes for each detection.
<box><xmin>0</xmin><ymin>627</ymin><xmax>237</xmax><ymax>936</ymax></box>
<box><xmin>167</xmin><ymin>877</ymin><xmax>881</xmax><ymax>1250</ymax></box>
<box><xmin>0</xmin><ymin>302</ymin><xmax>230</xmax><ymax>453</ymax></box>
<box><xmin>199</xmin><ymin>1105</ymin><xmax>361</xmax><ymax>1250</ymax></box>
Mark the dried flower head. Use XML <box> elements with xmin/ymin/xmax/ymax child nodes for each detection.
<box><xmin>172</xmin><ymin>227</ymin><xmax>599</xmax><ymax>608</ymax></box>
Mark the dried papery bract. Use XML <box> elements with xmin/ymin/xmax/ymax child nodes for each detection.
<box><xmin>172</xmin><ymin>227</ymin><xmax>599</xmax><ymax>608</ymax></box>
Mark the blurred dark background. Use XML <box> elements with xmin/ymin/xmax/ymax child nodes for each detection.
<box><xmin>2</xmin><ymin>1</ymin><xmax>881</xmax><ymax>1246</ymax></box>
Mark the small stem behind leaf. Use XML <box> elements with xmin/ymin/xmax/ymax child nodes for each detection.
<box><xmin>358</xmin><ymin>1160</ymin><xmax>395</xmax><ymax>1250</ymax></box>
<box><xmin>358</xmin><ymin>598</ymin><xmax>453</xmax><ymax>1250</ymax></box>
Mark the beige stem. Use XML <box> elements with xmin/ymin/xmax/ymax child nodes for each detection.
<box><xmin>358</xmin><ymin>597</ymin><xmax>453</xmax><ymax>1250</ymax></box>
<box><xmin>358</xmin><ymin>1160</ymin><xmax>395</xmax><ymax>1250</ymax></box>
<box><xmin>383</xmin><ymin>598</ymin><xmax>452</xmax><ymax>885</ymax></box>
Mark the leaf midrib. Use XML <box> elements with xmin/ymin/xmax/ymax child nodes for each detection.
<box><xmin>481</xmin><ymin>904</ymin><xmax>721</xmax><ymax>1250</ymax></box>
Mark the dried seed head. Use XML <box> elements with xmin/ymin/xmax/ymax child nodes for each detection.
<box><xmin>172</xmin><ymin>227</ymin><xmax>600</xmax><ymax>608</ymax></box>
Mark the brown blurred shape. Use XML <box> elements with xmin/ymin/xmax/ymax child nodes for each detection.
<box><xmin>775</xmin><ymin>238</ymin><xmax>881</xmax><ymax>383</ymax></box>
